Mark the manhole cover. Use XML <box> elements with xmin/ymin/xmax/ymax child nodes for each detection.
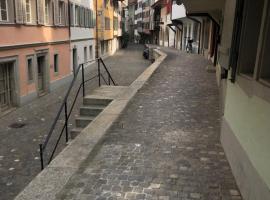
<box><xmin>9</xmin><ymin>123</ymin><xmax>26</xmax><ymax>129</ymax></box>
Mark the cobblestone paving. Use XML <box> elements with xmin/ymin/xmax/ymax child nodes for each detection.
<box><xmin>0</xmin><ymin>44</ymin><xmax>149</xmax><ymax>200</ymax></box>
<box><xmin>56</xmin><ymin>47</ymin><xmax>242</xmax><ymax>200</ymax></box>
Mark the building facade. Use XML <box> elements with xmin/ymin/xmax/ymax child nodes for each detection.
<box><xmin>128</xmin><ymin>0</ymin><xmax>137</xmax><ymax>43</ymax></box>
<box><xmin>0</xmin><ymin>0</ymin><xmax>71</xmax><ymax>113</ymax></box>
<box><xmin>96</xmin><ymin>0</ymin><xmax>126</xmax><ymax>57</ymax></box>
<box><xmin>178</xmin><ymin>0</ymin><xmax>270</xmax><ymax>199</ymax></box>
<box><xmin>69</xmin><ymin>0</ymin><xmax>96</xmax><ymax>73</ymax></box>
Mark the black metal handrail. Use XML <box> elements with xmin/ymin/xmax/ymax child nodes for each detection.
<box><xmin>39</xmin><ymin>57</ymin><xmax>116</xmax><ymax>170</ymax></box>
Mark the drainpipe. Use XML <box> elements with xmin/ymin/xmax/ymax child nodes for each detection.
<box><xmin>95</xmin><ymin>0</ymin><xmax>99</xmax><ymax>58</ymax></box>
<box><xmin>187</xmin><ymin>15</ymin><xmax>201</xmax><ymax>54</ymax></box>
<box><xmin>68</xmin><ymin>0</ymin><xmax>71</xmax><ymax>38</ymax></box>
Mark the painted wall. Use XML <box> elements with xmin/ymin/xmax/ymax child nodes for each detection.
<box><xmin>0</xmin><ymin>43</ymin><xmax>70</xmax><ymax>101</ymax></box>
<box><xmin>0</xmin><ymin>26</ymin><xmax>69</xmax><ymax>46</ymax></box>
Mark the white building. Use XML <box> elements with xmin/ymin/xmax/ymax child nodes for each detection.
<box><xmin>69</xmin><ymin>0</ymin><xmax>95</xmax><ymax>73</ymax></box>
<box><xmin>134</xmin><ymin>0</ymin><xmax>143</xmax><ymax>43</ymax></box>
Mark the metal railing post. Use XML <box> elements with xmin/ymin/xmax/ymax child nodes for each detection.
<box><xmin>82</xmin><ymin>64</ymin><xmax>85</xmax><ymax>97</ymax></box>
<box><xmin>64</xmin><ymin>102</ymin><xmax>68</xmax><ymax>143</ymax></box>
<box><xmin>39</xmin><ymin>144</ymin><xmax>44</xmax><ymax>170</ymax></box>
<box><xmin>98</xmin><ymin>58</ymin><xmax>101</xmax><ymax>87</ymax></box>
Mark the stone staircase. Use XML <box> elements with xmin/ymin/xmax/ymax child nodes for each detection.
<box><xmin>70</xmin><ymin>97</ymin><xmax>112</xmax><ymax>139</ymax></box>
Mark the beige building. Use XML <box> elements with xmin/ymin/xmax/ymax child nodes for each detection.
<box><xmin>179</xmin><ymin>0</ymin><xmax>270</xmax><ymax>199</ymax></box>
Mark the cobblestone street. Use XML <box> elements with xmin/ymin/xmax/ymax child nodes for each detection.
<box><xmin>0</xmin><ymin>45</ymin><xmax>150</xmax><ymax>200</ymax></box>
<box><xmin>55</xmin><ymin>47</ymin><xmax>242</xmax><ymax>200</ymax></box>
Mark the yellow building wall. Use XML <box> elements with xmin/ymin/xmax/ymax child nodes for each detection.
<box><xmin>97</xmin><ymin>0</ymin><xmax>114</xmax><ymax>41</ymax></box>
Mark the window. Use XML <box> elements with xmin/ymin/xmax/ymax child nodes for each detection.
<box><xmin>0</xmin><ymin>0</ymin><xmax>8</xmax><ymax>21</ymax></box>
<box><xmin>45</xmin><ymin>0</ymin><xmax>50</xmax><ymax>24</ymax></box>
<box><xmin>54</xmin><ymin>54</ymin><xmax>59</xmax><ymax>73</ymax></box>
<box><xmin>238</xmin><ymin>0</ymin><xmax>264</xmax><ymax>77</ymax></box>
<box><xmin>25</xmin><ymin>0</ymin><xmax>32</xmax><ymax>23</ymax></box>
<box><xmin>114</xmin><ymin>17</ymin><xmax>118</xmax><ymax>30</ymax></box>
<box><xmin>75</xmin><ymin>5</ymin><xmax>79</xmax><ymax>25</ymax></box>
<box><xmin>59</xmin><ymin>1</ymin><xmax>64</xmax><ymax>25</ymax></box>
<box><xmin>27</xmin><ymin>57</ymin><xmax>34</xmax><ymax>82</ymax></box>
<box><xmin>258</xmin><ymin>5</ymin><xmax>270</xmax><ymax>85</ymax></box>
<box><xmin>89</xmin><ymin>45</ymin><xmax>93</xmax><ymax>60</ymax></box>
<box><xmin>105</xmin><ymin>17</ymin><xmax>110</xmax><ymax>30</ymax></box>
<box><xmin>69</xmin><ymin>3</ymin><xmax>74</xmax><ymax>26</ymax></box>
<box><xmin>84</xmin><ymin>47</ymin><xmax>87</xmax><ymax>63</ymax></box>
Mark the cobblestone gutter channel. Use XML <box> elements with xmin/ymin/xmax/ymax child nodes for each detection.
<box><xmin>14</xmin><ymin>49</ymin><xmax>167</xmax><ymax>200</ymax></box>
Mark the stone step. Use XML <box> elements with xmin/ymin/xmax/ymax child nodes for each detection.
<box><xmin>83</xmin><ymin>98</ymin><xmax>112</xmax><ymax>106</ymax></box>
<box><xmin>80</xmin><ymin>105</ymin><xmax>106</xmax><ymax>116</ymax></box>
<box><xmin>70</xmin><ymin>127</ymin><xmax>83</xmax><ymax>139</ymax></box>
<box><xmin>75</xmin><ymin>116</ymin><xmax>95</xmax><ymax>128</ymax></box>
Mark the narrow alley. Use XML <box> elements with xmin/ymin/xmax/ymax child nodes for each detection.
<box><xmin>0</xmin><ymin>45</ymin><xmax>150</xmax><ymax>200</ymax></box>
<box><xmin>50</xmin><ymin>47</ymin><xmax>242</xmax><ymax>200</ymax></box>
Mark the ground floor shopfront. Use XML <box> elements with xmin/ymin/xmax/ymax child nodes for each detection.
<box><xmin>0</xmin><ymin>43</ymin><xmax>71</xmax><ymax>114</ymax></box>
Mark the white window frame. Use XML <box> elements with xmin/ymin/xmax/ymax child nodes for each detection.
<box><xmin>25</xmin><ymin>0</ymin><xmax>32</xmax><ymax>23</ymax></box>
<box><xmin>0</xmin><ymin>0</ymin><xmax>8</xmax><ymax>22</ymax></box>
<box><xmin>45</xmin><ymin>0</ymin><xmax>50</xmax><ymax>24</ymax></box>
<box><xmin>75</xmin><ymin>5</ymin><xmax>79</xmax><ymax>26</ymax></box>
<box><xmin>59</xmin><ymin>1</ymin><xmax>64</xmax><ymax>25</ymax></box>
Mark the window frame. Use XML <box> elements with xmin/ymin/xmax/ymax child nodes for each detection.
<box><xmin>0</xmin><ymin>0</ymin><xmax>8</xmax><ymax>22</ymax></box>
<box><xmin>26</xmin><ymin>55</ymin><xmax>34</xmax><ymax>84</ymax></box>
<box><xmin>44</xmin><ymin>0</ymin><xmax>50</xmax><ymax>25</ymax></box>
<box><xmin>58</xmin><ymin>0</ymin><xmax>64</xmax><ymax>25</ymax></box>
<box><xmin>53</xmin><ymin>54</ymin><xmax>59</xmax><ymax>75</ymax></box>
<box><xmin>75</xmin><ymin>4</ymin><xmax>79</xmax><ymax>26</ymax></box>
<box><xmin>89</xmin><ymin>45</ymin><xmax>93</xmax><ymax>60</ymax></box>
<box><xmin>25</xmin><ymin>0</ymin><xmax>32</xmax><ymax>23</ymax></box>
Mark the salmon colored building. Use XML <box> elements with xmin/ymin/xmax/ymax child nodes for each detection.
<box><xmin>0</xmin><ymin>0</ymin><xmax>71</xmax><ymax>114</ymax></box>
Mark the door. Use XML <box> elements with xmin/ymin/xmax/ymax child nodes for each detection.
<box><xmin>0</xmin><ymin>62</ymin><xmax>14</xmax><ymax>111</ymax></box>
<box><xmin>37</xmin><ymin>56</ymin><xmax>46</xmax><ymax>95</ymax></box>
<box><xmin>73</xmin><ymin>48</ymin><xmax>78</xmax><ymax>74</ymax></box>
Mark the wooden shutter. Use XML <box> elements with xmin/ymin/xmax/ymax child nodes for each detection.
<box><xmin>65</xmin><ymin>2</ymin><xmax>68</xmax><ymax>26</ymax></box>
<box><xmin>37</xmin><ymin>0</ymin><xmax>45</xmax><ymax>24</ymax></box>
<box><xmin>69</xmin><ymin>3</ymin><xmax>74</xmax><ymax>26</ymax></box>
<box><xmin>15</xmin><ymin>0</ymin><xmax>25</xmax><ymax>24</ymax></box>
<box><xmin>90</xmin><ymin>9</ymin><xmax>92</xmax><ymax>28</ymax></box>
<box><xmin>53</xmin><ymin>0</ymin><xmax>59</xmax><ymax>25</ymax></box>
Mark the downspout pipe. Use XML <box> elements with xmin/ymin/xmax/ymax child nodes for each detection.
<box><xmin>95</xmin><ymin>0</ymin><xmax>99</xmax><ymax>58</ymax></box>
<box><xmin>186</xmin><ymin>15</ymin><xmax>201</xmax><ymax>54</ymax></box>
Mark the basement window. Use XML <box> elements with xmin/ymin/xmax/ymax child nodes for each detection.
<box><xmin>27</xmin><ymin>56</ymin><xmax>34</xmax><ymax>83</ymax></box>
<box><xmin>54</xmin><ymin>54</ymin><xmax>59</xmax><ymax>74</ymax></box>
<box><xmin>238</xmin><ymin>0</ymin><xmax>264</xmax><ymax>78</ymax></box>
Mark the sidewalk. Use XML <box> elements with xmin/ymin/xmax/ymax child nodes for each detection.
<box><xmin>28</xmin><ymin>47</ymin><xmax>241</xmax><ymax>199</ymax></box>
<box><xmin>0</xmin><ymin>44</ymin><xmax>150</xmax><ymax>200</ymax></box>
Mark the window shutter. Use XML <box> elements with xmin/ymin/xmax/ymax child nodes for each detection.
<box><xmin>65</xmin><ymin>2</ymin><xmax>68</xmax><ymax>26</ymax></box>
<box><xmin>15</xmin><ymin>0</ymin><xmax>25</xmax><ymax>24</ymax></box>
<box><xmin>37</xmin><ymin>0</ymin><xmax>45</xmax><ymax>24</ymax></box>
<box><xmin>69</xmin><ymin>3</ymin><xmax>74</xmax><ymax>26</ymax></box>
<box><xmin>53</xmin><ymin>0</ymin><xmax>59</xmax><ymax>25</ymax></box>
<box><xmin>90</xmin><ymin>9</ymin><xmax>92</xmax><ymax>28</ymax></box>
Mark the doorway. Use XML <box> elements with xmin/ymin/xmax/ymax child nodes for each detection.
<box><xmin>37</xmin><ymin>55</ymin><xmax>46</xmax><ymax>95</ymax></box>
<box><xmin>0</xmin><ymin>62</ymin><xmax>14</xmax><ymax>112</ymax></box>
<box><xmin>73</xmin><ymin>48</ymin><xmax>78</xmax><ymax>74</ymax></box>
